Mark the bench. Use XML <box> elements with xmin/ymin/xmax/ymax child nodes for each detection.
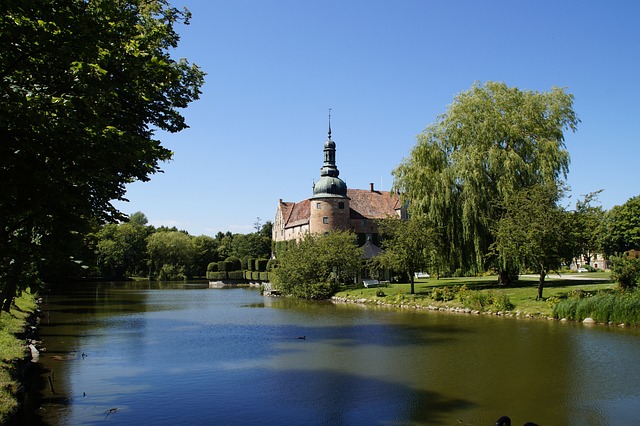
<box><xmin>363</xmin><ymin>279</ymin><xmax>381</xmax><ymax>288</ymax></box>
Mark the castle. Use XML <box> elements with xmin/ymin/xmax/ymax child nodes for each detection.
<box><xmin>272</xmin><ymin>121</ymin><xmax>407</xmax><ymax>247</ymax></box>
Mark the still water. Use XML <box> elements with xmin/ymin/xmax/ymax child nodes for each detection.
<box><xmin>20</xmin><ymin>282</ymin><xmax>640</xmax><ymax>425</ymax></box>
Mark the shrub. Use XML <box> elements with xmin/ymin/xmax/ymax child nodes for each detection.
<box><xmin>246</xmin><ymin>257</ymin><xmax>255</xmax><ymax>271</ymax></box>
<box><xmin>553</xmin><ymin>288</ymin><xmax>640</xmax><ymax>324</ymax></box>
<box><xmin>610</xmin><ymin>254</ymin><xmax>640</xmax><ymax>289</ymax></box>
<box><xmin>489</xmin><ymin>291</ymin><xmax>514</xmax><ymax>312</ymax></box>
<box><xmin>228</xmin><ymin>271</ymin><xmax>244</xmax><ymax>280</ymax></box>
<box><xmin>251</xmin><ymin>271</ymin><xmax>260</xmax><ymax>281</ymax></box>
<box><xmin>266</xmin><ymin>259</ymin><xmax>278</xmax><ymax>271</ymax></box>
<box><xmin>225</xmin><ymin>256</ymin><xmax>241</xmax><ymax>271</ymax></box>
<box><xmin>256</xmin><ymin>259</ymin><xmax>268</xmax><ymax>272</ymax></box>
<box><xmin>259</xmin><ymin>271</ymin><xmax>269</xmax><ymax>281</ymax></box>
<box><xmin>241</xmin><ymin>256</ymin><xmax>249</xmax><ymax>270</ymax></box>
<box><xmin>207</xmin><ymin>262</ymin><xmax>218</xmax><ymax>272</ymax></box>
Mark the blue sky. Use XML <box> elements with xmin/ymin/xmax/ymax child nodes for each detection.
<box><xmin>113</xmin><ymin>0</ymin><xmax>640</xmax><ymax>236</ymax></box>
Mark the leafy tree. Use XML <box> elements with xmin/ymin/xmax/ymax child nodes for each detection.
<box><xmin>192</xmin><ymin>235</ymin><xmax>218</xmax><ymax>277</ymax></box>
<box><xmin>95</xmin><ymin>219</ymin><xmax>152</xmax><ymax>279</ymax></box>
<box><xmin>147</xmin><ymin>231</ymin><xmax>196</xmax><ymax>280</ymax></box>
<box><xmin>602</xmin><ymin>195</ymin><xmax>640</xmax><ymax>256</ymax></box>
<box><xmin>272</xmin><ymin>231</ymin><xmax>362</xmax><ymax>299</ymax></box>
<box><xmin>492</xmin><ymin>184</ymin><xmax>571</xmax><ymax>299</ymax></box>
<box><xmin>567</xmin><ymin>191</ymin><xmax>605</xmax><ymax>266</ymax></box>
<box><xmin>392</xmin><ymin>82</ymin><xmax>578</xmax><ymax>283</ymax></box>
<box><xmin>0</xmin><ymin>0</ymin><xmax>204</xmax><ymax>312</ymax></box>
<box><xmin>231</xmin><ymin>232</ymin><xmax>271</xmax><ymax>260</ymax></box>
<box><xmin>375</xmin><ymin>216</ymin><xmax>437</xmax><ymax>294</ymax></box>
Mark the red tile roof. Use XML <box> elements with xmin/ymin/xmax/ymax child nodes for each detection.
<box><xmin>347</xmin><ymin>189</ymin><xmax>401</xmax><ymax>219</ymax></box>
<box><xmin>284</xmin><ymin>199</ymin><xmax>310</xmax><ymax>228</ymax></box>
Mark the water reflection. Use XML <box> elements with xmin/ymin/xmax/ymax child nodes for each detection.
<box><xmin>20</xmin><ymin>283</ymin><xmax>640</xmax><ymax>425</ymax></box>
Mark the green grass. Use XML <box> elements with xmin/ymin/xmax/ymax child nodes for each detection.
<box><xmin>0</xmin><ymin>290</ymin><xmax>38</xmax><ymax>423</ymax></box>
<box><xmin>334</xmin><ymin>273</ymin><xmax>616</xmax><ymax>318</ymax></box>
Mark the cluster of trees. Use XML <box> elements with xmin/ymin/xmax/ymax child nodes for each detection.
<box><xmin>92</xmin><ymin>213</ymin><xmax>272</xmax><ymax>281</ymax></box>
<box><xmin>390</xmin><ymin>82</ymin><xmax>639</xmax><ymax>297</ymax></box>
<box><xmin>1</xmin><ymin>0</ymin><xmax>204</xmax><ymax>313</ymax></box>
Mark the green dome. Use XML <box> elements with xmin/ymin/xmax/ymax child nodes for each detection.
<box><xmin>312</xmin><ymin>175</ymin><xmax>348</xmax><ymax>199</ymax></box>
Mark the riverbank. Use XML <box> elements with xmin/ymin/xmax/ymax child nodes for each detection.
<box><xmin>0</xmin><ymin>290</ymin><xmax>39</xmax><ymax>423</ymax></box>
<box><xmin>332</xmin><ymin>273</ymin><xmax>616</xmax><ymax>321</ymax></box>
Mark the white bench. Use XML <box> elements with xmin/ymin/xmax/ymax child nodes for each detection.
<box><xmin>414</xmin><ymin>272</ymin><xmax>430</xmax><ymax>278</ymax></box>
<box><xmin>363</xmin><ymin>279</ymin><xmax>381</xmax><ymax>288</ymax></box>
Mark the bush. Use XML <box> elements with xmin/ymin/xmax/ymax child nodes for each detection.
<box><xmin>259</xmin><ymin>271</ymin><xmax>269</xmax><ymax>281</ymax></box>
<box><xmin>228</xmin><ymin>270</ymin><xmax>244</xmax><ymax>280</ymax></box>
<box><xmin>251</xmin><ymin>271</ymin><xmax>260</xmax><ymax>281</ymax></box>
<box><xmin>266</xmin><ymin>259</ymin><xmax>278</xmax><ymax>271</ymax></box>
<box><xmin>246</xmin><ymin>257</ymin><xmax>255</xmax><ymax>271</ymax></box>
<box><xmin>207</xmin><ymin>262</ymin><xmax>218</xmax><ymax>272</ymax></box>
<box><xmin>610</xmin><ymin>254</ymin><xmax>640</xmax><ymax>289</ymax></box>
<box><xmin>158</xmin><ymin>264</ymin><xmax>186</xmax><ymax>281</ymax></box>
<box><xmin>225</xmin><ymin>256</ymin><xmax>241</xmax><ymax>271</ymax></box>
<box><xmin>256</xmin><ymin>259</ymin><xmax>268</xmax><ymax>272</ymax></box>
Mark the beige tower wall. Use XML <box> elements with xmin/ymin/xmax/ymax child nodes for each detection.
<box><xmin>309</xmin><ymin>197</ymin><xmax>350</xmax><ymax>234</ymax></box>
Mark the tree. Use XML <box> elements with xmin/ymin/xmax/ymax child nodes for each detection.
<box><xmin>393</xmin><ymin>82</ymin><xmax>578</xmax><ymax>283</ymax></box>
<box><xmin>492</xmin><ymin>184</ymin><xmax>571</xmax><ymax>299</ymax></box>
<box><xmin>95</xmin><ymin>219</ymin><xmax>152</xmax><ymax>279</ymax></box>
<box><xmin>146</xmin><ymin>231</ymin><xmax>195</xmax><ymax>280</ymax></box>
<box><xmin>568</xmin><ymin>191</ymin><xmax>605</xmax><ymax>266</ymax></box>
<box><xmin>272</xmin><ymin>231</ymin><xmax>362</xmax><ymax>299</ymax></box>
<box><xmin>601</xmin><ymin>195</ymin><xmax>640</xmax><ymax>256</ymax></box>
<box><xmin>375</xmin><ymin>216</ymin><xmax>437</xmax><ymax>294</ymax></box>
<box><xmin>0</xmin><ymin>0</ymin><xmax>204</xmax><ymax>312</ymax></box>
<box><xmin>192</xmin><ymin>235</ymin><xmax>218</xmax><ymax>277</ymax></box>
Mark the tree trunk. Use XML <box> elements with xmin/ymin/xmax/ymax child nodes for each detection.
<box><xmin>410</xmin><ymin>276</ymin><xmax>415</xmax><ymax>294</ymax></box>
<box><xmin>537</xmin><ymin>266</ymin><xmax>546</xmax><ymax>300</ymax></box>
<box><xmin>1</xmin><ymin>277</ymin><xmax>17</xmax><ymax>314</ymax></box>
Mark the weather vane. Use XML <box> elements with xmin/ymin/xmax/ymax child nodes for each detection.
<box><xmin>328</xmin><ymin>108</ymin><xmax>332</xmax><ymax>138</ymax></box>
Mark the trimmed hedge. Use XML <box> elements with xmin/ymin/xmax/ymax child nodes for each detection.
<box><xmin>207</xmin><ymin>262</ymin><xmax>218</xmax><ymax>272</ymax></box>
<box><xmin>259</xmin><ymin>271</ymin><xmax>269</xmax><ymax>281</ymax></box>
<box><xmin>251</xmin><ymin>271</ymin><xmax>260</xmax><ymax>280</ymax></box>
<box><xmin>256</xmin><ymin>259</ymin><xmax>268</xmax><ymax>272</ymax></box>
<box><xmin>246</xmin><ymin>257</ymin><xmax>255</xmax><ymax>271</ymax></box>
<box><xmin>225</xmin><ymin>256</ymin><xmax>241</xmax><ymax>271</ymax></box>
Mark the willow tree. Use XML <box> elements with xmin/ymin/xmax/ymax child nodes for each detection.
<box><xmin>393</xmin><ymin>82</ymin><xmax>579</xmax><ymax>282</ymax></box>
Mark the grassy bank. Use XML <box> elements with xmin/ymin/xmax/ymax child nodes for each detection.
<box><xmin>334</xmin><ymin>272</ymin><xmax>615</xmax><ymax>318</ymax></box>
<box><xmin>0</xmin><ymin>290</ymin><xmax>38</xmax><ymax>423</ymax></box>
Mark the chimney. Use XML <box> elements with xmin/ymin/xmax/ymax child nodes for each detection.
<box><xmin>369</xmin><ymin>183</ymin><xmax>374</xmax><ymax>192</ymax></box>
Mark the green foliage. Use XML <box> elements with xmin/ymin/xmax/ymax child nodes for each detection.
<box><xmin>95</xmin><ymin>220</ymin><xmax>152</xmax><ymax>279</ymax></box>
<box><xmin>610</xmin><ymin>253</ymin><xmax>640</xmax><ymax>289</ymax></box>
<box><xmin>272</xmin><ymin>231</ymin><xmax>363</xmax><ymax>299</ymax></box>
<box><xmin>224</xmin><ymin>256</ymin><xmax>242</xmax><ymax>271</ymax></box>
<box><xmin>0</xmin><ymin>0</ymin><xmax>204</xmax><ymax>305</ymax></box>
<box><xmin>259</xmin><ymin>271</ymin><xmax>269</xmax><ymax>281</ymax></box>
<box><xmin>207</xmin><ymin>262</ymin><xmax>218</xmax><ymax>272</ymax></box>
<box><xmin>266</xmin><ymin>259</ymin><xmax>279</xmax><ymax>271</ymax></box>
<box><xmin>255</xmin><ymin>259</ymin><xmax>268</xmax><ymax>272</ymax></box>
<box><xmin>553</xmin><ymin>289</ymin><xmax>640</xmax><ymax>324</ymax></box>
<box><xmin>568</xmin><ymin>191</ymin><xmax>605</xmax><ymax>266</ymax></box>
<box><xmin>251</xmin><ymin>271</ymin><xmax>260</xmax><ymax>281</ymax></box>
<box><xmin>192</xmin><ymin>235</ymin><xmax>218</xmax><ymax>277</ymax></box>
<box><xmin>158</xmin><ymin>264</ymin><xmax>187</xmax><ymax>281</ymax></box>
<box><xmin>393</xmin><ymin>82</ymin><xmax>578</xmax><ymax>279</ymax></box>
<box><xmin>492</xmin><ymin>183</ymin><xmax>571</xmax><ymax>298</ymax></box>
<box><xmin>228</xmin><ymin>271</ymin><xmax>245</xmax><ymax>280</ymax></box>
<box><xmin>375</xmin><ymin>216</ymin><xmax>438</xmax><ymax>294</ymax></box>
<box><xmin>147</xmin><ymin>231</ymin><xmax>195</xmax><ymax>279</ymax></box>
<box><xmin>602</xmin><ymin>195</ymin><xmax>640</xmax><ymax>256</ymax></box>
<box><xmin>246</xmin><ymin>257</ymin><xmax>255</xmax><ymax>271</ymax></box>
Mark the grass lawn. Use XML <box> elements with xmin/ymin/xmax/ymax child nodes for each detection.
<box><xmin>0</xmin><ymin>291</ymin><xmax>38</xmax><ymax>423</ymax></box>
<box><xmin>334</xmin><ymin>272</ymin><xmax>616</xmax><ymax>318</ymax></box>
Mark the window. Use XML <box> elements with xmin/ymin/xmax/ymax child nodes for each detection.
<box><xmin>316</xmin><ymin>202</ymin><xmax>321</xmax><ymax>209</ymax></box>
<box><xmin>323</xmin><ymin>217</ymin><xmax>329</xmax><ymax>224</ymax></box>
<box><xmin>361</xmin><ymin>220</ymin><xmax>367</xmax><ymax>227</ymax></box>
<box><xmin>338</xmin><ymin>202</ymin><xmax>344</xmax><ymax>209</ymax></box>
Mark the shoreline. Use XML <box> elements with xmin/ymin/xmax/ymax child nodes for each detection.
<box><xmin>331</xmin><ymin>294</ymin><xmax>634</xmax><ymax>328</ymax></box>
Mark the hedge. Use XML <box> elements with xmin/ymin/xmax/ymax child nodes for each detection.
<box><xmin>225</xmin><ymin>256</ymin><xmax>242</xmax><ymax>271</ymax></box>
<box><xmin>207</xmin><ymin>262</ymin><xmax>218</xmax><ymax>272</ymax></box>
<box><xmin>259</xmin><ymin>271</ymin><xmax>269</xmax><ymax>281</ymax></box>
<box><xmin>256</xmin><ymin>259</ymin><xmax>268</xmax><ymax>272</ymax></box>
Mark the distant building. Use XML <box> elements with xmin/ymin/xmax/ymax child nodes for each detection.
<box><xmin>272</xmin><ymin>123</ymin><xmax>406</xmax><ymax>246</ymax></box>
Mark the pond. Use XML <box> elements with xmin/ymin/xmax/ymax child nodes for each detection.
<box><xmin>18</xmin><ymin>282</ymin><xmax>640</xmax><ymax>425</ymax></box>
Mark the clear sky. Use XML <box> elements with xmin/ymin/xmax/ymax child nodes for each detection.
<box><xmin>113</xmin><ymin>0</ymin><xmax>640</xmax><ymax>236</ymax></box>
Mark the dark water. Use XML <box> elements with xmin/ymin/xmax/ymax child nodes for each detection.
<box><xmin>19</xmin><ymin>282</ymin><xmax>640</xmax><ymax>425</ymax></box>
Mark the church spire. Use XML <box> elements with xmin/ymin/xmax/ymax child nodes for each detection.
<box><xmin>328</xmin><ymin>108</ymin><xmax>332</xmax><ymax>139</ymax></box>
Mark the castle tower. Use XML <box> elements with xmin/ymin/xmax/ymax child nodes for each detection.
<box><xmin>309</xmin><ymin>114</ymin><xmax>350</xmax><ymax>234</ymax></box>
